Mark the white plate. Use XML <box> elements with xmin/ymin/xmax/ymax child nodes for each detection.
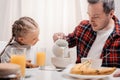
<box><xmin>25</xmin><ymin>68</ymin><xmax>39</xmax><ymax>78</ymax></box>
<box><xmin>26</xmin><ymin>66</ymin><xmax>63</xmax><ymax>71</ymax></box>
<box><xmin>25</xmin><ymin>73</ymin><xmax>31</xmax><ymax>78</ymax></box>
<box><xmin>26</xmin><ymin>67</ymin><xmax>39</xmax><ymax>70</ymax></box>
<box><xmin>62</xmin><ymin>64</ymin><xmax>116</xmax><ymax>79</ymax></box>
<box><xmin>63</xmin><ymin>73</ymin><xmax>110</xmax><ymax>79</ymax></box>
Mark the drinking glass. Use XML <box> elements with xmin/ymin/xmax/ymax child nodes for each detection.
<box><xmin>10</xmin><ymin>48</ymin><xmax>26</xmax><ymax>80</ymax></box>
<box><xmin>36</xmin><ymin>48</ymin><xmax>46</xmax><ymax>70</ymax></box>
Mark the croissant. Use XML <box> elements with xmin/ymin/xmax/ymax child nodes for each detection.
<box><xmin>70</xmin><ymin>61</ymin><xmax>116</xmax><ymax>75</ymax></box>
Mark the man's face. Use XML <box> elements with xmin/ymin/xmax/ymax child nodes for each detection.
<box><xmin>87</xmin><ymin>2</ymin><xmax>112</xmax><ymax>31</ymax></box>
<box><xmin>19</xmin><ymin>28</ymin><xmax>39</xmax><ymax>46</ymax></box>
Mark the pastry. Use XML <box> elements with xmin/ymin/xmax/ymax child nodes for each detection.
<box><xmin>70</xmin><ymin>61</ymin><xmax>116</xmax><ymax>75</ymax></box>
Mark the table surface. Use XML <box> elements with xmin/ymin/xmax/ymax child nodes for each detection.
<box><xmin>25</xmin><ymin>66</ymin><xmax>120</xmax><ymax>80</ymax></box>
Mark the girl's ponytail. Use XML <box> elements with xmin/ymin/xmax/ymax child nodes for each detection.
<box><xmin>0</xmin><ymin>37</ymin><xmax>14</xmax><ymax>62</ymax></box>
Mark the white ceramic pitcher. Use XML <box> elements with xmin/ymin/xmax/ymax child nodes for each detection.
<box><xmin>52</xmin><ymin>39</ymin><xmax>69</xmax><ymax>58</ymax></box>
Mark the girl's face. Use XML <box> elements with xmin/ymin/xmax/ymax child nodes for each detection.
<box><xmin>18</xmin><ymin>28</ymin><xmax>39</xmax><ymax>46</ymax></box>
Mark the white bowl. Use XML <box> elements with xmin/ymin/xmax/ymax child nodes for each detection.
<box><xmin>51</xmin><ymin>57</ymin><xmax>71</xmax><ymax>69</ymax></box>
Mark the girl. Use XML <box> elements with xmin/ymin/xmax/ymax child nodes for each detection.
<box><xmin>0</xmin><ymin>17</ymin><xmax>39</xmax><ymax>68</ymax></box>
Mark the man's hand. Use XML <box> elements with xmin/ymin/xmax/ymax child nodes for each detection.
<box><xmin>113</xmin><ymin>72</ymin><xmax>120</xmax><ymax>77</ymax></box>
<box><xmin>53</xmin><ymin>32</ymin><xmax>66</xmax><ymax>42</ymax></box>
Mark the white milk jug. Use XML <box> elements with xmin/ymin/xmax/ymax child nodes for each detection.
<box><xmin>52</xmin><ymin>39</ymin><xmax>69</xmax><ymax>58</ymax></box>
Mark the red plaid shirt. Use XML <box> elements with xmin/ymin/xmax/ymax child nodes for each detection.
<box><xmin>67</xmin><ymin>15</ymin><xmax>120</xmax><ymax>68</ymax></box>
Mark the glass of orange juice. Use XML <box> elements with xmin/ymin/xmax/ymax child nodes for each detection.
<box><xmin>10</xmin><ymin>48</ymin><xmax>26</xmax><ymax>80</ymax></box>
<box><xmin>36</xmin><ymin>48</ymin><xmax>46</xmax><ymax>70</ymax></box>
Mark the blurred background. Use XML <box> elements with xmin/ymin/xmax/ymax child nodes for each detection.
<box><xmin>0</xmin><ymin>0</ymin><xmax>120</xmax><ymax>65</ymax></box>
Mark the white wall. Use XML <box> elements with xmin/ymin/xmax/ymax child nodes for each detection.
<box><xmin>79</xmin><ymin>0</ymin><xmax>120</xmax><ymax>20</ymax></box>
<box><xmin>115</xmin><ymin>0</ymin><xmax>120</xmax><ymax>19</ymax></box>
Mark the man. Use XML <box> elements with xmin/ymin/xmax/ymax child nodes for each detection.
<box><xmin>53</xmin><ymin>0</ymin><xmax>120</xmax><ymax>77</ymax></box>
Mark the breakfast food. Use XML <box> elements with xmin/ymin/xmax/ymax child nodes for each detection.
<box><xmin>70</xmin><ymin>61</ymin><xmax>116</xmax><ymax>75</ymax></box>
<box><xmin>26</xmin><ymin>60</ymin><xmax>39</xmax><ymax>68</ymax></box>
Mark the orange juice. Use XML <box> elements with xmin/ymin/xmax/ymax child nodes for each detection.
<box><xmin>10</xmin><ymin>54</ymin><xmax>26</xmax><ymax>76</ymax></box>
<box><xmin>36</xmin><ymin>52</ymin><xmax>46</xmax><ymax>66</ymax></box>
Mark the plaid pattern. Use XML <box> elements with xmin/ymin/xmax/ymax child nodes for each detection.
<box><xmin>67</xmin><ymin>15</ymin><xmax>120</xmax><ymax>68</ymax></box>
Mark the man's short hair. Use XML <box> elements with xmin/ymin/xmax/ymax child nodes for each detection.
<box><xmin>87</xmin><ymin>0</ymin><xmax>115</xmax><ymax>14</ymax></box>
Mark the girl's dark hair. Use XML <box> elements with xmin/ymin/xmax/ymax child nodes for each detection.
<box><xmin>87</xmin><ymin>0</ymin><xmax>115</xmax><ymax>14</ymax></box>
<box><xmin>0</xmin><ymin>17</ymin><xmax>38</xmax><ymax>61</ymax></box>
